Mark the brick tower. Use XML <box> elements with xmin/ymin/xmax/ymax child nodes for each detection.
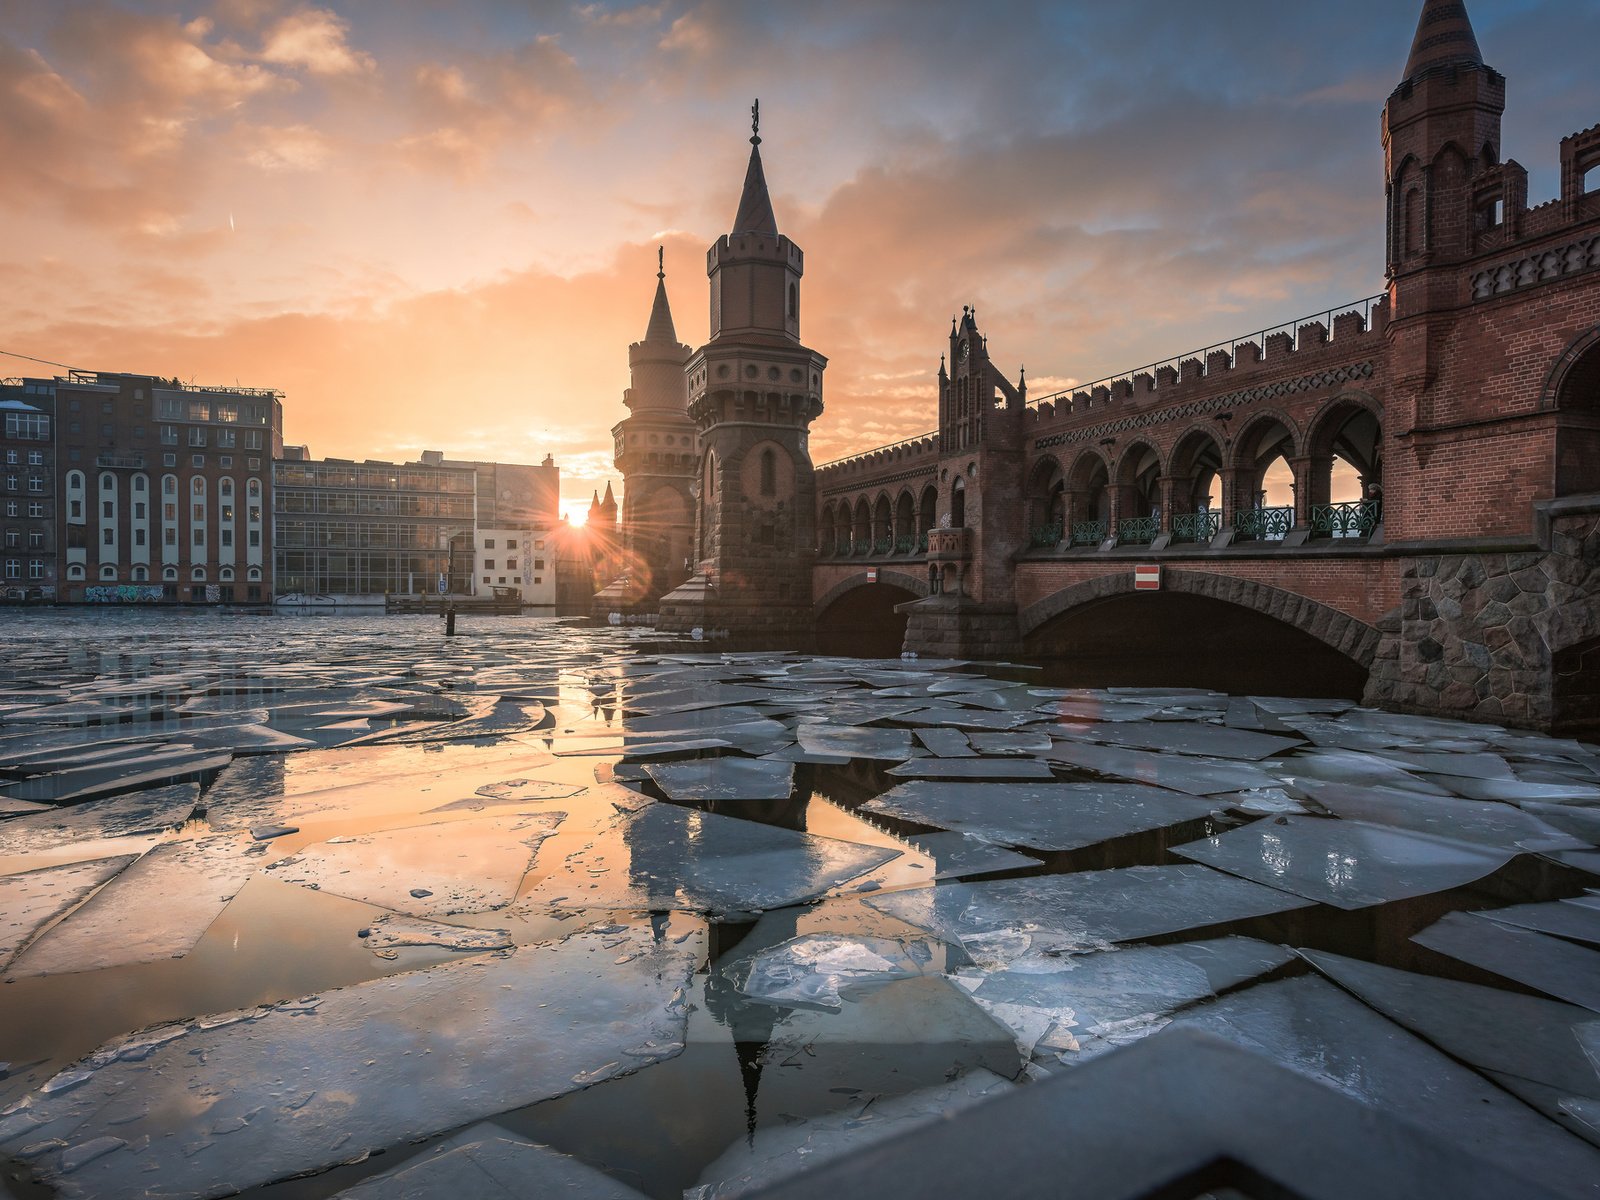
<box><xmin>901</xmin><ymin>306</ymin><xmax>1028</xmax><ymax>657</ymax></box>
<box><xmin>657</xmin><ymin>102</ymin><xmax>828</xmax><ymax>645</ymax></box>
<box><xmin>593</xmin><ymin>250</ymin><xmax>697</xmax><ymax>618</ymax></box>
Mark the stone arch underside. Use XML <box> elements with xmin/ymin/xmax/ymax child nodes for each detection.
<box><xmin>1019</xmin><ymin>567</ymin><xmax>1381</xmax><ymax>672</ymax></box>
<box><xmin>815</xmin><ymin>570</ymin><xmax>928</xmax><ymax>658</ymax></box>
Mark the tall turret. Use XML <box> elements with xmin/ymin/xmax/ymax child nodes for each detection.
<box><xmin>657</xmin><ymin>102</ymin><xmax>829</xmax><ymax>645</ymax></box>
<box><xmin>595</xmin><ymin>249</ymin><xmax>700</xmax><ymax>616</ymax></box>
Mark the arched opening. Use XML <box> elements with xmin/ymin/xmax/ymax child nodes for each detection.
<box><xmin>788</xmin><ymin>282</ymin><xmax>798</xmax><ymax>323</ymax></box>
<box><xmin>1308</xmin><ymin>401</ymin><xmax>1384</xmax><ymax>538</ymax></box>
<box><xmin>1113</xmin><ymin>442</ymin><xmax>1161</xmax><ymax>544</ymax></box>
<box><xmin>817</xmin><ymin>583</ymin><xmax>917</xmax><ymax>658</ymax></box>
<box><xmin>1554</xmin><ymin>330</ymin><xmax>1600</xmax><ymax>496</ymax></box>
<box><xmin>851</xmin><ymin>498</ymin><xmax>870</xmax><ymax>553</ymax></box>
<box><xmin>1025</xmin><ymin>457</ymin><xmax>1065</xmax><ymax>547</ymax></box>
<box><xmin>1553</xmin><ymin>636</ymin><xmax>1600</xmax><ymax>738</ymax></box>
<box><xmin>894</xmin><ymin>491</ymin><xmax>915</xmax><ymax>553</ymax></box>
<box><xmin>1066</xmin><ymin>451</ymin><xmax>1111</xmax><ymax>545</ymax></box>
<box><xmin>98</xmin><ymin>564</ymin><xmax>116</xmax><ymax>581</ymax></box>
<box><xmin>1233</xmin><ymin>417</ymin><xmax>1296</xmax><ymax>542</ymax></box>
<box><xmin>1168</xmin><ymin>429</ymin><xmax>1223</xmax><ymax>544</ymax></box>
<box><xmin>950</xmin><ymin>479</ymin><xmax>966</xmax><ymax>529</ymax></box>
<box><xmin>1024</xmin><ymin>592</ymin><xmax>1367</xmax><ymax>699</ymax></box>
<box><xmin>872</xmin><ymin>494</ymin><xmax>892</xmax><ymax>554</ymax></box>
<box><xmin>759</xmin><ymin>448</ymin><xmax>776</xmax><ymax>497</ymax></box>
<box><xmin>918</xmin><ymin>485</ymin><xmax>937</xmax><ymax>551</ymax></box>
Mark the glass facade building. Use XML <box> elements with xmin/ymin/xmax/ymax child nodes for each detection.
<box><xmin>272</xmin><ymin>458</ymin><xmax>477</xmax><ymax>596</ymax></box>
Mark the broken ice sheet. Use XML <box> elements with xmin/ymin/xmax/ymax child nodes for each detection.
<box><xmin>269</xmin><ymin>812</ymin><xmax>564</xmax><ymax>918</ymax></box>
<box><xmin>864</xmin><ymin>865</ymin><xmax>1312</xmax><ymax>968</ymax></box>
<box><xmin>1423</xmin><ymin>774</ymin><xmax>1600</xmax><ymax>804</ymax></box>
<box><xmin>361</xmin><ymin>913</ymin><xmax>513</xmax><ymax>954</ymax></box>
<box><xmin>330</xmin><ymin>1122</ymin><xmax>650</xmax><ymax>1200</ymax></box>
<box><xmin>1481</xmin><ymin>898</ymin><xmax>1600</xmax><ymax>948</ymax></box>
<box><xmin>1173</xmin><ymin>816</ymin><xmax>1511</xmax><ymax>910</ymax></box>
<box><xmin>0</xmin><ymin>782</ymin><xmax>197</xmax><ymax>858</ymax></box>
<box><xmin>952</xmin><ymin>937</ymin><xmax>1294</xmax><ymax>1062</ymax></box>
<box><xmin>1264</xmin><ymin>747</ymin><xmax>1452</xmax><ymax>795</ymax></box>
<box><xmin>1294</xmin><ymin>779</ymin><xmax>1584</xmax><ymax>853</ymax></box>
<box><xmin>688</xmin><ymin>1070</ymin><xmax>1014</xmax><ymax>1200</ymax></box>
<box><xmin>885</xmin><ymin>758</ymin><xmax>1054</xmax><ymax>781</ymax></box>
<box><xmin>1300</xmin><ymin>949</ymin><xmax>1600</xmax><ymax>1146</ymax></box>
<box><xmin>644</xmin><ymin>757</ymin><xmax>794</xmax><ymax>802</ymax></box>
<box><xmin>1040</xmin><ymin>739</ymin><xmax>1285</xmax><ymax>797</ymax></box>
<box><xmin>1081</xmin><ymin>721</ymin><xmax>1303</xmax><ymax>761</ymax></box>
<box><xmin>725</xmin><ymin>933</ymin><xmax>937</xmax><ymax>1010</ymax></box>
<box><xmin>0</xmin><ymin>856</ymin><xmax>136</xmax><ymax>970</ymax></box>
<box><xmin>1</xmin><ymin>921</ymin><xmax>702</xmax><ymax>1200</ymax></box>
<box><xmin>905</xmin><ymin>832</ymin><xmax>1038</xmax><ymax>880</ymax></box>
<box><xmin>518</xmin><ymin>804</ymin><xmax>899</xmax><ymax>917</ymax></box>
<box><xmin>424</xmin><ymin>779</ymin><xmax>589</xmax><ymax>813</ymax></box>
<box><xmin>0</xmin><ymin>746</ymin><xmax>231</xmax><ymax>805</ymax></box>
<box><xmin>863</xmin><ymin>781</ymin><xmax>1216</xmax><ymax>852</ymax></box>
<box><xmin>6</xmin><ymin>834</ymin><xmax>260</xmax><ymax>979</ymax></box>
<box><xmin>797</xmin><ymin>723</ymin><xmax>916</xmax><ymax>761</ymax></box>
<box><xmin>1172</xmin><ymin>974</ymin><xmax>1600</xmax><ymax>1199</ymax></box>
<box><xmin>1413</xmin><ymin>910</ymin><xmax>1600</xmax><ymax>1012</ymax></box>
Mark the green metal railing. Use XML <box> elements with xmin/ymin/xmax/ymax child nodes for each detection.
<box><xmin>874</xmin><ymin>536</ymin><xmax>893</xmax><ymax>555</ymax></box>
<box><xmin>1118</xmin><ymin>516</ymin><xmax>1159</xmax><ymax>545</ymax></box>
<box><xmin>896</xmin><ymin>535</ymin><xmax>916</xmax><ymax>554</ymax></box>
<box><xmin>853</xmin><ymin>539</ymin><xmax>871</xmax><ymax>556</ymax></box>
<box><xmin>833</xmin><ymin>538</ymin><xmax>850</xmax><ymax>557</ymax></box>
<box><xmin>918</xmin><ymin>531</ymin><xmax>929</xmax><ymax>554</ymax></box>
<box><xmin>1171</xmin><ymin>511</ymin><xmax>1220</xmax><ymax>544</ymax></box>
<box><xmin>1030</xmin><ymin>522</ymin><xmax>1064</xmax><ymax>548</ymax></box>
<box><xmin>1234</xmin><ymin>506</ymin><xmax>1294</xmax><ymax>542</ymax></box>
<box><xmin>1310</xmin><ymin>499</ymin><xmax>1382</xmax><ymax>539</ymax></box>
<box><xmin>1071</xmin><ymin>519</ymin><xmax>1109</xmax><ymax>546</ymax></box>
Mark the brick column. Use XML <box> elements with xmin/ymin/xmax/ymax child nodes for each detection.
<box><xmin>1218</xmin><ymin>467</ymin><xmax>1253</xmax><ymax>531</ymax></box>
<box><xmin>1156</xmin><ymin>475</ymin><xmax>1178</xmax><ymax>533</ymax></box>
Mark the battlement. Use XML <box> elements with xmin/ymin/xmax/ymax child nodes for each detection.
<box><xmin>816</xmin><ymin>430</ymin><xmax>939</xmax><ymax>486</ymax></box>
<box><xmin>1023</xmin><ymin>295</ymin><xmax>1387</xmax><ymax>430</ymax></box>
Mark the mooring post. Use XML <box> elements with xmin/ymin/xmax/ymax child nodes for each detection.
<box><xmin>445</xmin><ymin>603</ymin><xmax>457</xmax><ymax>637</ymax></box>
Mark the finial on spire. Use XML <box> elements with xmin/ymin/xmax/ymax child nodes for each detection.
<box><xmin>657</xmin><ymin>245</ymin><xmax>664</xmax><ymax>280</ymax></box>
<box><xmin>751</xmin><ymin>98</ymin><xmax>761</xmax><ymax>146</ymax></box>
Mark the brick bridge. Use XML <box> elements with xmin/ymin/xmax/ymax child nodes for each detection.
<box><xmin>600</xmin><ymin>2</ymin><xmax>1600</xmax><ymax>734</ymax></box>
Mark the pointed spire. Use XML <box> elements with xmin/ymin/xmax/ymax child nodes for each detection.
<box><xmin>731</xmin><ymin>98</ymin><xmax>779</xmax><ymax>237</ymax></box>
<box><xmin>1402</xmin><ymin>0</ymin><xmax>1483</xmax><ymax>82</ymax></box>
<box><xmin>644</xmin><ymin>245</ymin><xmax>678</xmax><ymax>344</ymax></box>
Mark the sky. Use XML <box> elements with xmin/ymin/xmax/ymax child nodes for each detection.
<box><xmin>2</xmin><ymin>1</ymin><xmax>1598</xmax><ymax>522</ymax></box>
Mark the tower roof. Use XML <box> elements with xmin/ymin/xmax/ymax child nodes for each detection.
<box><xmin>731</xmin><ymin>99</ymin><xmax>779</xmax><ymax>237</ymax></box>
<box><xmin>1402</xmin><ymin>0</ymin><xmax>1484</xmax><ymax>82</ymax></box>
<box><xmin>644</xmin><ymin>247</ymin><xmax>678</xmax><ymax>344</ymax></box>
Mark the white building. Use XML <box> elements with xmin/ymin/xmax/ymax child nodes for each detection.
<box><xmin>474</xmin><ymin>527</ymin><xmax>555</xmax><ymax>606</ymax></box>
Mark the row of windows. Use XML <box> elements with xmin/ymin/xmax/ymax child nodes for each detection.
<box><xmin>275</xmin><ymin>491</ymin><xmax>472</xmax><ymax>518</ymax></box>
<box><xmin>2</xmin><ymin>413</ymin><xmax>48</xmax><ymax>440</ymax></box>
<box><xmin>483</xmin><ymin>575</ymin><xmax>543</xmax><ymax>586</ymax></box>
<box><xmin>2</xmin><ymin>531</ymin><xmax>46</xmax><ymax>548</ymax></box>
<box><xmin>69</xmin><ymin>499</ymin><xmax>263</xmax><ymax>523</ymax></box>
<box><xmin>90</xmin><ymin>527</ymin><xmax>262</xmax><ymax>547</ymax></box>
<box><xmin>2</xmin><ymin>560</ymin><xmax>46</xmax><ymax>579</ymax></box>
<box><xmin>66</xmin><ymin>563</ymin><xmax>265</xmax><ymax>582</ymax></box>
<box><xmin>3</xmin><ymin>476</ymin><xmax>45</xmax><ymax>492</ymax></box>
<box><xmin>480</xmin><ymin>536</ymin><xmax>546</xmax><ymax>550</ymax></box>
<box><xmin>3</xmin><ymin>502</ymin><xmax>45</xmax><ymax>518</ymax></box>
<box><xmin>273</xmin><ymin>465</ymin><xmax>475</xmax><ymax>494</ymax></box>
<box><xmin>480</xmin><ymin>558</ymin><xmax>545</xmax><ymax>571</ymax></box>
<box><xmin>275</xmin><ymin>521</ymin><xmax>455</xmax><ymax>550</ymax></box>
<box><xmin>3</xmin><ymin>451</ymin><xmax>44</xmax><ymax>465</ymax></box>
<box><xmin>153</xmin><ymin>398</ymin><xmax>271</xmax><ymax>425</ymax></box>
<box><xmin>69</xmin><ymin>472</ymin><xmax>263</xmax><ymax>498</ymax></box>
<box><xmin>275</xmin><ymin>549</ymin><xmax>450</xmax><ymax>595</ymax></box>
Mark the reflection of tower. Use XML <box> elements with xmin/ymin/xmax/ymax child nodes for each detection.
<box><xmin>595</xmin><ymin>251</ymin><xmax>698</xmax><ymax>618</ymax></box>
<box><xmin>657</xmin><ymin>101</ymin><xmax>827</xmax><ymax>647</ymax></box>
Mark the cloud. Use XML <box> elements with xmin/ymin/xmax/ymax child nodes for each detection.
<box><xmin>258</xmin><ymin>8</ymin><xmax>375</xmax><ymax>76</ymax></box>
<box><xmin>243</xmin><ymin>122</ymin><xmax>334</xmax><ymax>170</ymax></box>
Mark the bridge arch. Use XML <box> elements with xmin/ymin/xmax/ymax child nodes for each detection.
<box><xmin>1018</xmin><ymin>568</ymin><xmax>1379</xmax><ymax>698</ymax></box>
<box><xmin>1065</xmin><ymin>447</ymin><xmax>1112</xmax><ymax>538</ymax></box>
<box><xmin>1113</xmin><ymin>439</ymin><xmax>1163</xmax><ymax>530</ymax></box>
<box><xmin>1545</xmin><ymin>324</ymin><xmax>1600</xmax><ymax>495</ymax></box>
<box><xmin>815</xmin><ymin>569</ymin><xmax>929</xmax><ymax>658</ymax></box>
<box><xmin>1306</xmin><ymin>390</ymin><xmax>1385</xmax><ymax>518</ymax></box>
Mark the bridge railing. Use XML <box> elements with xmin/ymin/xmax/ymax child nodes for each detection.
<box><xmin>1025</xmin><ymin>293</ymin><xmax>1387</xmax><ymax>413</ymax></box>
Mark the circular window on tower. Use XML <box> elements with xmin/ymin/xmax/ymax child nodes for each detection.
<box><xmin>718</xmin><ymin>364</ymin><xmax>731</xmax><ymax>379</ymax></box>
<box><xmin>744</xmin><ymin>364</ymin><xmax>759</xmax><ymax>379</ymax></box>
<box><xmin>767</xmin><ymin>366</ymin><xmax>780</xmax><ymax>381</ymax></box>
<box><xmin>790</xmin><ymin>369</ymin><xmax>803</xmax><ymax>383</ymax></box>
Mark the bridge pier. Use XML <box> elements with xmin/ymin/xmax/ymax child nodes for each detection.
<box><xmin>657</xmin><ymin>570</ymin><xmax>818</xmax><ymax>650</ymax></box>
<box><xmin>899</xmin><ymin>594</ymin><xmax>1021</xmax><ymax>661</ymax></box>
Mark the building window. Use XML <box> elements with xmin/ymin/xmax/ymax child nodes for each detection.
<box><xmin>507</xmin><ymin>538</ymin><xmax>518</xmax><ymax>549</ymax></box>
<box><xmin>5</xmin><ymin>476</ymin><xmax>15</xmax><ymax>491</ymax></box>
<box><xmin>163</xmin><ymin>476</ymin><xmax>177</xmax><ymax>495</ymax></box>
<box><xmin>5</xmin><ymin>561</ymin><xmax>20</xmax><ymax>579</ymax></box>
<box><xmin>163</xmin><ymin>454</ymin><xmax>176</xmax><ymax>467</ymax></box>
<box><xmin>135</xmin><ymin>529</ymin><xmax>146</xmax><ymax>547</ymax></box>
<box><xmin>483</xmin><ymin>538</ymin><xmax>496</xmax><ymax>549</ymax></box>
<box><xmin>219</xmin><ymin>456</ymin><xmax>232</xmax><ymax>468</ymax></box>
<box><xmin>28</xmin><ymin>531</ymin><xmax>42</xmax><ymax>549</ymax></box>
<box><xmin>28</xmin><ymin>560</ymin><xmax>42</xmax><ymax>579</ymax></box>
<box><xmin>246</xmin><ymin>432</ymin><xmax>263</xmax><ymax>450</ymax></box>
<box><xmin>191</xmin><ymin>504</ymin><xmax>204</xmax><ymax>521</ymax></box>
<box><xmin>28</xmin><ymin>477</ymin><xmax>41</xmax><ymax>492</ymax></box>
<box><xmin>26</xmin><ymin>451</ymin><xmax>41</xmax><ymax>466</ymax></box>
<box><xmin>163</xmin><ymin>503</ymin><xmax>176</xmax><ymax>521</ymax></box>
<box><xmin>102</xmin><ymin>529</ymin><xmax>113</xmax><ymax>545</ymax></box>
<box><xmin>193</xmin><ymin>528</ymin><xmax>205</xmax><ymax>546</ymax></box>
<box><xmin>221</xmin><ymin>529</ymin><xmax>233</xmax><ymax>547</ymax></box>
<box><xmin>135</xmin><ymin>502</ymin><xmax>146</xmax><ymax>519</ymax></box>
<box><xmin>70</xmin><ymin>500</ymin><xmax>82</xmax><ymax>519</ymax></box>
<box><xmin>534</xmin><ymin>558</ymin><xmax>545</xmax><ymax>569</ymax></box>
<box><xmin>27</xmin><ymin>503</ymin><xmax>42</xmax><ymax>518</ymax></box>
<box><xmin>133</xmin><ymin>475</ymin><xmax>146</xmax><ymax>491</ymax></box>
<box><xmin>103</xmin><ymin>501</ymin><xmax>113</xmax><ymax>518</ymax></box>
<box><xmin>160</xmin><ymin>426</ymin><xmax>177</xmax><ymax>445</ymax></box>
<box><xmin>3</xmin><ymin>532</ymin><xmax>15</xmax><ymax>548</ymax></box>
<box><xmin>483</xmin><ymin>559</ymin><xmax>495</xmax><ymax>570</ymax></box>
<box><xmin>482</xmin><ymin>575</ymin><xmax>491</xmax><ymax>584</ymax></box>
<box><xmin>507</xmin><ymin>557</ymin><xmax>518</xmax><ymax>569</ymax></box>
<box><xmin>191</xmin><ymin>477</ymin><xmax>205</xmax><ymax>496</ymax></box>
<box><xmin>249</xmin><ymin>530</ymin><xmax>261</xmax><ymax>547</ymax></box>
<box><xmin>191</xmin><ymin>455</ymin><xmax>205</xmax><ymax>468</ymax></box>
<box><xmin>99</xmin><ymin>564</ymin><xmax>116</xmax><ymax>580</ymax></box>
<box><xmin>2</xmin><ymin>451</ymin><xmax>14</xmax><ymax>466</ymax></box>
<box><xmin>165</xmin><ymin>529</ymin><xmax>176</xmax><ymax>546</ymax></box>
<box><xmin>67</xmin><ymin>563</ymin><xmax>84</xmax><ymax>580</ymax></box>
<box><xmin>133</xmin><ymin>565</ymin><xmax>148</xmax><ymax>581</ymax></box>
<box><xmin>4</xmin><ymin>502</ymin><xmax>14</xmax><ymax>518</ymax></box>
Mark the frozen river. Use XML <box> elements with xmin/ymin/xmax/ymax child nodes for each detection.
<box><xmin>0</xmin><ymin>608</ymin><xmax>1598</xmax><ymax>1199</ymax></box>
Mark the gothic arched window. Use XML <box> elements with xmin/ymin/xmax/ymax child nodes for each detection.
<box><xmin>759</xmin><ymin>448</ymin><xmax>776</xmax><ymax>497</ymax></box>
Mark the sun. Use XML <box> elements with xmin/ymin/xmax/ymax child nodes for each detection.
<box><xmin>562</xmin><ymin>503</ymin><xmax>589</xmax><ymax>527</ymax></box>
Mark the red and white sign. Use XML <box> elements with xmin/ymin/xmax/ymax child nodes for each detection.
<box><xmin>866</xmin><ymin>568</ymin><xmax>878</xmax><ymax>583</ymax></box>
<box><xmin>1134</xmin><ymin>564</ymin><xmax>1161</xmax><ymax>591</ymax></box>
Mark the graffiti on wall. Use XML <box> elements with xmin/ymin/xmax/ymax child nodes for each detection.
<box><xmin>84</xmin><ymin>585</ymin><xmax>165</xmax><ymax>604</ymax></box>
